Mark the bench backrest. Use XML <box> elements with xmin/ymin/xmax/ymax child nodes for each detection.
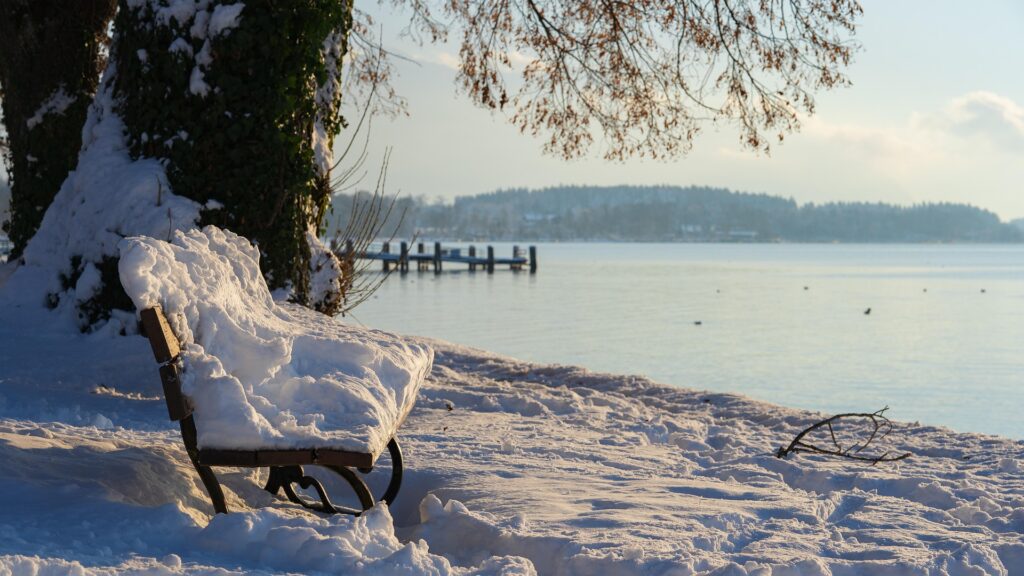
<box><xmin>140</xmin><ymin>306</ymin><xmax>194</xmax><ymax>422</ymax></box>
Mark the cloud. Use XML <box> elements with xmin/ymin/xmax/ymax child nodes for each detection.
<box><xmin>803</xmin><ymin>116</ymin><xmax>919</xmax><ymax>159</ymax></box>
<box><xmin>507</xmin><ymin>51</ymin><xmax>533</xmax><ymax>68</ymax></box>
<box><xmin>412</xmin><ymin>49</ymin><xmax>534</xmax><ymax>73</ymax></box>
<box><xmin>412</xmin><ymin>50</ymin><xmax>460</xmax><ymax>71</ymax></box>
<box><xmin>706</xmin><ymin>92</ymin><xmax>1024</xmax><ymax>216</ymax></box>
<box><xmin>918</xmin><ymin>91</ymin><xmax>1024</xmax><ymax>151</ymax></box>
<box><xmin>434</xmin><ymin>51</ymin><xmax>460</xmax><ymax>71</ymax></box>
<box><xmin>793</xmin><ymin>91</ymin><xmax>1024</xmax><ymax>172</ymax></box>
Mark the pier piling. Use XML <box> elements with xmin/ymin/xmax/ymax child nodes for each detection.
<box><xmin>342</xmin><ymin>241</ymin><xmax>535</xmax><ymax>275</ymax></box>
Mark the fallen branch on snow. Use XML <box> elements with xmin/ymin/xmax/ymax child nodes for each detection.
<box><xmin>776</xmin><ymin>407</ymin><xmax>911</xmax><ymax>465</ymax></box>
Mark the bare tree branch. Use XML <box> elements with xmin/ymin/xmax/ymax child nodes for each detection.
<box><xmin>375</xmin><ymin>0</ymin><xmax>861</xmax><ymax>159</ymax></box>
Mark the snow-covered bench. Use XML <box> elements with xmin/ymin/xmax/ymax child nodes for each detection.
<box><xmin>119</xmin><ymin>227</ymin><xmax>433</xmax><ymax>515</ymax></box>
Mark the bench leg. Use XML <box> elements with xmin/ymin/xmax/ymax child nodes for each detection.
<box><xmin>265</xmin><ymin>465</ymin><xmax>373</xmax><ymax>515</ymax></box>
<box><xmin>179</xmin><ymin>418</ymin><xmax>227</xmax><ymax>514</ymax></box>
<box><xmin>324</xmin><ymin>465</ymin><xmax>375</xmax><ymax>512</ymax></box>
<box><xmin>355</xmin><ymin>437</ymin><xmax>404</xmax><ymax>506</ymax></box>
<box><xmin>191</xmin><ymin>458</ymin><xmax>228</xmax><ymax>514</ymax></box>
<box><xmin>380</xmin><ymin>438</ymin><xmax>404</xmax><ymax>506</ymax></box>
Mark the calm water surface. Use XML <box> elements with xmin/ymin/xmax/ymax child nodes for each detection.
<box><xmin>352</xmin><ymin>243</ymin><xmax>1024</xmax><ymax>438</ymax></box>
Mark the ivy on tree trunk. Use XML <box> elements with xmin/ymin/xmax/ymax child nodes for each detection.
<box><xmin>111</xmin><ymin>0</ymin><xmax>350</xmax><ymax>309</ymax></box>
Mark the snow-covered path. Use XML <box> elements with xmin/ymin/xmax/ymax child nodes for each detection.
<box><xmin>1</xmin><ymin>291</ymin><xmax>1023</xmax><ymax>574</ymax></box>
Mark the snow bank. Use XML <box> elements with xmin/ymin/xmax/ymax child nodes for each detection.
<box><xmin>194</xmin><ymin>505</ymin><xmax>532</xmax><ymax>575</ymax></box>
<box><xmin>118</xmin><ymin>226</ymin><xmax>432</xmax><ymax>454</ymax></box>
<box><xmin>20</xmin><ymin>66</ymin><xmax>200</xmax><ymax>270</ymax></box>
<box><xmin>12</xmin><ymin>57</ymin><xmax>201</xmax><ymax>323</ymax></box>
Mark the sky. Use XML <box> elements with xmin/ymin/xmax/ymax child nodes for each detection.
<box><xmin>1</xmin><ymin>2</ymin><xmax>1021</xmax><ymax>223</ymax></box>
<box><xmin>351</xmin><ymin>0</ymin><xmax>1024</xmax><ymax>220</ymax></box>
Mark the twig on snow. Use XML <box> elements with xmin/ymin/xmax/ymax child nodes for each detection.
<box><xmin>776</xmin><ymin>407</ymin><xmax>911</xmax><ymax>465</ymax></box>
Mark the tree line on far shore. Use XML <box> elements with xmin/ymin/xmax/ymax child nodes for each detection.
<box><xmin>324</xmin><ymin>185</ymin><xmax>1024</xmax><ymax>244</ymax></box>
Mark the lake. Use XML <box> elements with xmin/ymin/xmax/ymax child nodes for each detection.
<box><xmin>351</xmin><ymin>243</ymin><xmax>1024</xmax><ymax>438</ymax></box>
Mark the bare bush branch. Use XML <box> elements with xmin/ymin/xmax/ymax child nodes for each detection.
<box><xmin>329</xmin><ymin>149</ymin><xmax>409</xmax><ymax>316</ymax></box>
<box><xmin>325</xmin><ymin>40</ymin><xmax>410</xmax><ymax>316</ymax></box>
<box><xmin>776</xmin><ymin>407</ymin><xmax>912</xmax><ymax>465</ymax></box>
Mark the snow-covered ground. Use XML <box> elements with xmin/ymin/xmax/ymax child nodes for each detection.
<box><xmin>2</xmin><ymin>258</ymin><xmax>1024</xmax><ymax>575</ymax></box>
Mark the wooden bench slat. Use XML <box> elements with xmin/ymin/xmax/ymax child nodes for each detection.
<box><xmin>196</xmin><ymin>450</ymin><xmax>257</xmax><ymax>467</ymax></box>
<box><xmin>141</xmin><ymin>306</ymin><xmax>180</xmax><ymax>364</ymax></box>
<box><xmin>197</xmin><ymin>449</ymin><xmax>374</xmax><ymax>469</ymax></box>
<box><xmin>314</xmin><ymin>450</ymin><xmax>375</xmax><ymax>469</ymax></box>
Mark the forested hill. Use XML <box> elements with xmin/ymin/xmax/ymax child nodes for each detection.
<box><xmin>325</xmin><ymin>185</ymin><xmax>1023</xmax><ymax>243</ymax></box>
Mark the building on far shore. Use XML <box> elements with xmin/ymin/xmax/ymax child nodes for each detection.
<box><xmin>726</xmin><ymin>230</ymin><xmax>759</xmax><ymax>241</ymax></box>
<box><xmin>0</xmin><ymin>233</ymin><xmax>12</xmax><ymax>263</ymax></box>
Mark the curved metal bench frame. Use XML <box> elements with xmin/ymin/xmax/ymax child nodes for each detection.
<box><xmin>141</xmin><ymin>306</ymin><xmax>403</xmax><ymax>515</ymax></box>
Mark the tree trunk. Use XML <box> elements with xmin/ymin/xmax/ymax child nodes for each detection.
<box><xmin>0</xmin><ymin>0</ymin><xmax>117</xmax><ymax>259</ymax></box>
<box><xmin>112</xmin><ymin>0</ymin><xmax>350</xmax><ymax>313</ymax></box>
<box><xmin>18</xmin><ymin>0</ymin><xmax>351</xmax><ymax>328</ymax></box>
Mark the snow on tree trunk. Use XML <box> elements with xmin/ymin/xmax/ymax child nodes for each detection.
<box><xmin>17</xmin><ymin>0</ymin><xmax>352</xmax><ymax>329</ymax></box>
<box><xmin>0</xmin><ymin>0</ymin><xmax>117</xmax><ymax>259</ymax></box>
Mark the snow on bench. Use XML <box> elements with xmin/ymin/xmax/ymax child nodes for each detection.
<box><xmin>118</xmin><ymin>226</ymin><xmax>432</xmax><ymax>514</ymax></box>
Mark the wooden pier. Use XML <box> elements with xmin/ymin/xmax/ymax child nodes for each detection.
<box><xmin>339</xmin><ymin>241</ymin><xmax>537</xmax><ymax>274</ymax></box>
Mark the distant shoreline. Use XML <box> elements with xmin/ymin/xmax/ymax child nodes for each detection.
<box><xmin>399</xmin><ymin>237</ymin><xmax>1024</xmax><ymax>246</ymax></box>
<box><xmin>327</xmin><ymin>185</ymin><xmax>1024</xmax><ymax>245</ymax></box>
